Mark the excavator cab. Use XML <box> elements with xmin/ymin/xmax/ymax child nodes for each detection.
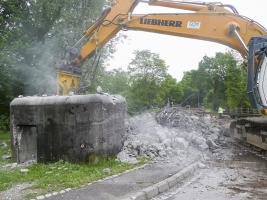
<box><xmin>247</xmin><ymin>36</ymin><xmax>267</xmax><ymax>113</ymax></box>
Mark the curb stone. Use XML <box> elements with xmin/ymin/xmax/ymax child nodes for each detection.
<box><xmin>143</xmin><ymin>185</ymin><xmax>159</xmax><ymax>199</ymax></box>
<box><xmin>123</xmin><ymin>161</ymin><xmax>202</xmax><ymax>200</ymax></box>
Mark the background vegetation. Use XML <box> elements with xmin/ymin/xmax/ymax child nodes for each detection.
<box><xmin>101</xmin><ymin>50</ymin><xmax>250</xmax><ymax>114</ymax></box>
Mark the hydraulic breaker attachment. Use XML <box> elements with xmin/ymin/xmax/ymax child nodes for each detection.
<box><xmin>56</xmin><ymin>66</ymin><xmax>81</xmax><ymax>96</ymax></box>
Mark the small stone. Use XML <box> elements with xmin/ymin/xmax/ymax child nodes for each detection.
<box><xmin>36</xmin><ymin>195</ymin><xmax>45</xmax><ymax>200</ymax></box>
<box><xmin>59</xmin><ymin>190</ymin><xmax>65</xmax><ymax>194</ymax></box>
<box><xmin>52</xmin><ymin>192</ymin><xmax>58</xmax><ymax>196</ymax></box>
<box><xmin>103</xmin><ymin>168</ymin><xmax>111</xmax><ymax>174</ymax></box>
<box><xmin>206</xmin><ymin>139</ymin><xmax>219</xmax><ymax>150</ymax></box>
<box><xmin>5</xmin><ymin>162</ymin><xmax>18</xmax><ymax>169</ymax></box>
<box><xmin>0</xmin><ymin>142</ymin><xmax>7</xmax><ymax>148</ymax></box>
<box><xmin>198</xmin><ymin>163</ymin><xmax>206</xmax><ymax>169</ymax></box>
<box><xmin>45</xmin><ymin>193</ymin><xmax>52</xmax><ymax>198</ymax></box>
<box><xmin>20</xmin><ymin>168</ymin><xmax>29</xmax><ymax>173</ymax></box>
<box><xmin>117</xmin><ymin>151</ymin><xmax>138</xmax><ymax>164</ymax></box>
<box><xmin>2</xmin><ymin>154</ymin><xmax>11</xmax><ymax>160</ymax></box>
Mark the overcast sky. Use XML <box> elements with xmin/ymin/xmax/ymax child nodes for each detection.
<box><xmin>105</xmin><ymin>0</ymin><xmax>267</xmax><ymax>81</ymax></box>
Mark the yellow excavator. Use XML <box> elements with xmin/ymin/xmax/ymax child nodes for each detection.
<box><xmin>57</xmin><ymin>0</ymin><xmax>267</xmax><ymax>149</ymax></box>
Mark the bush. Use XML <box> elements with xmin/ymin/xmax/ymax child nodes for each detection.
<box><xmin>0</xmin><ymin>115</ymin><xmax>9</xmax><ymax>131</ymax></box>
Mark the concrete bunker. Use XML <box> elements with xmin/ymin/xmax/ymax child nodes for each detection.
<box><xmin>10</xmin><ymin>94</ymin><xmax>127</xmax><ymax>163</ymax></box>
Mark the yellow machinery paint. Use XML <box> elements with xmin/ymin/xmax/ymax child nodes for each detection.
<box><xmin>57</xmin><ymin>71</ymin><xmax>81</xmax><ymax>96</ymax></box>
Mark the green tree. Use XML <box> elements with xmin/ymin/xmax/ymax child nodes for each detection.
<box><xmin>101</xmin><ymin>69</ymin><xmax>129</xmax><ymax>95</ymax></box>
<box><xmin>179</xmin><ymin>71</ymin><xmax>199</xmax><ymax>107</ymax></box>
<box><xmin>161</xmin><ymin>75</ymin><xmax>183</xmax><ymax>105</ymax></box>
<box><xmin>178</xmin><ymin>51</ymin><xmax>250</xmax><ymax>110</ymax></box>
<box><xmin>127</xmin><ymin>50</ymin><xmax>168</xmax><ymax>113</ymax></box>
<box><xmin>225</xmin><ymin>63</ymin><xmax>249</xmax><ymax>109</ymax></box>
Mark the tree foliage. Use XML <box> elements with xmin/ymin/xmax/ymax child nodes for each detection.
<box><xmin>0</xmin><ymin>0</ymin><xmax>105</xmax><ymax>115</ymax></box>
<box><xmin>85</xmin><ymin>50</ymin><xmax>251</xmax><ymax>114</ymax></box>
<box><xmin>179</xmin><ymin>51</ymin><xmax>250</xmax><ymax>110</ymax></box>
<box><xmin>127</xmin><ymin>50</ymin><xmax>169</xmax><ymax>112</ymax></box>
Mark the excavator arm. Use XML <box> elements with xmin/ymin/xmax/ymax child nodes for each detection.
<box><xmin>57</xmin><ymin>0</ymin><xmax>267</xmax><ymax>113</ymax></box>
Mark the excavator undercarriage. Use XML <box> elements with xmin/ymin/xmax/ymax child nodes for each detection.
<box><xmin>229</xmin><ymin>36</ymin><xmax>267</xmax><ymax>151</ymax></box>
<box><xmin>230</xmin><ymin>117</ymin><xmax>267</xmax><ymax>150</ymax></box>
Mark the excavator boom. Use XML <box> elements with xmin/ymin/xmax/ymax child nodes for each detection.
<box><xmin>57</xmin><ymin>0</ymin><xmax>267</xmax><ymax>114</ymax></box>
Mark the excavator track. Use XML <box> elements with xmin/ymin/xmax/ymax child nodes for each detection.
<box><xmin>230</xmin><ymin>117</ymin><xmax>267</xmax><ymax>150</ymax></box>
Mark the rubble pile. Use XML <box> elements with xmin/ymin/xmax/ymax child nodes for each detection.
<box><xmin>117</xmin><ymin>107</ymin><xmax>226</xmax><ymax>164</ymax></box>
<box><xmin>156</xmin><ymin>107</ymin><xmax>223</xmax><ymax>149</ymax></box>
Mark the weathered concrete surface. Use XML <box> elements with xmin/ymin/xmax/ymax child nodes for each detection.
<box><xmin>10</xmin><ymin>94</ymin><xmax>127</xmax><ymax>163</ymax></box>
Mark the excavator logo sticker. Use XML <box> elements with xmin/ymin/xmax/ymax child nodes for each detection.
<box><xmin>187</xmin><ymin>21</ymin><xmax>201</xmax><ymax>29</ymax></box>
<box><xmin>140</xmin><ymin>18</ymin><xmax>182</xmax><ymax>28</ymax></box>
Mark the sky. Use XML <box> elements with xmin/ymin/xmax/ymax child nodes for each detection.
<box><xmin>104</xmin><ymin>0</ymin><xmax>267</xmax><ymax>81</ymax></box>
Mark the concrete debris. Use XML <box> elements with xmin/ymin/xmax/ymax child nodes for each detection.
<box><xmin>2</xmin><ymin>162</ymin><xmax>18</xmax><ymax>169</ymax></box>
<box><xmin>2</xmin><ymin>160</ymin><xmax>36</xmax><ymax>169</ymax></box>
<box><xmin>20</xmin><ymin>168</ymin><xmax>29</xmax><ymax>173</ymax></box>
<box><xmin>117</xmin><ymin>107</ymin><xmax>227</xmax><ymax>164</ymax></box>
<box><xmin>2</xmin><ymin>154</ymin><xmax>12</xmax><ymax>160</ymax></box>
<box><xmin>0</xmin><ymin>142</ymin><xmax>8</xmax><ymax>148</ymax></box>
<box><xmin>117</xmin><ymin>151</ymin><xmax>138</xmax><ymax>164</ymax></box>
<box><xmin>103</xmin><ymin>168</ymin><xmax>111</xmax><ymax>174</ymax></box>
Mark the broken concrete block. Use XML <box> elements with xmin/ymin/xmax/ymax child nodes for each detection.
<box><xmin>2</xmin><ymin>154</ymin><xmax>12</xmax><ymax>160</ymax></box>
<box><xmin>10</xmin><ymin>94</ymin><xmax>127</xmax><ymax>163</ymax></box>
<box><xmin>0</xmin><ymin>142</ymin><xmax>8</xmax><ymax>148</ymax></box>
<box><xmin>103</xmin><ymin>168</ymin><xmax>111</xmax><ymax>174</ymax></box>
<box><xmin>117</xmin><ymin>151</ymin><xmax>138</xmax><ymax>164</ymax></box>
<box><xmin>20</xmin><ymin>168</ymin><xmax>29</xmax><ymax>173</ymax></box>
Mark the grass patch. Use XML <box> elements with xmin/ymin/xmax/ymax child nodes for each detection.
<box><xmin>0</xmin><ymin>159</ymin><xmax>143</xmax><ymax>194</ymax></box>
<box><xmin>0</xmin><ymin>131</ymin><xmax>12</xmax><ymax>165</ymax></box>
<box><xmin>0</xmin><ymin>132</ymin><xmax>146</xmax><ymax>198</ymax></box>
